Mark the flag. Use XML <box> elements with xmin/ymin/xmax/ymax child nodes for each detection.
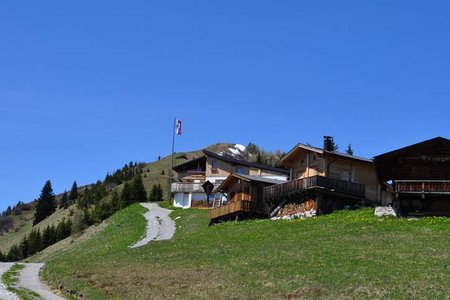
<box><xmin>176</xmin><ymin>119</ymin><xmax>182</xmax><ymax>135</ymax></box>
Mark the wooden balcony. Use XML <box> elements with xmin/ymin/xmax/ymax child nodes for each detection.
<box><xmin>394</xmin><ymin>180</ymin><xmax>450</xmax><ymax>194</ymax></box>
<box><xmin>209</xmin><ymin>200</ymin><xmax>262</xmax><ymax>220</ymax></box>
<box><xmin>264</xmin><ymin>175</ymin><xmax>366</xmax><ymax>201</ymax></box>
<box><xmin>171</xmin><ymin>183</ymin><xmax>205</xmax><ymax>193</ymax></box>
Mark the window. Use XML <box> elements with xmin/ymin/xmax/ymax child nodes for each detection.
<box><xmin>236</xmin><ymin>166</ymin><xmax>245</xmax><ymax>174</ymax></box>
<box><xmin>211</xmin><ymin>160</ymin><xmax>219</xmax><ymax>169</ymax></box>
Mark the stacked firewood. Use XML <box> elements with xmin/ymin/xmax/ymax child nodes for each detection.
<box><xmin>191</xmin><ymin>201</ymin><xmax>209</xmax><ymax>208</ymax></box>
<box><xmin>277</xmin><ymin>200</ymin><xmax>316</xmax><ymax>217</ymax></box>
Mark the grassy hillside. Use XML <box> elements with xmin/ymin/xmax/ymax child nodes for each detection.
<box><xmin>38</xmin><ymin>205</ymin><xmax>450</xmax><ymax>299</ymax></box>
<box><xmin>0</xmin><ymin>143</ymin><xmax>234</xmax><ymax>254</ymax></box>
<box><xmin>0</xmin><ymin>205</ymin><xmax>72</xmax><ymax>254</ymax></box>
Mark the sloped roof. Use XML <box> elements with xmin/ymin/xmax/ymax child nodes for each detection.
<box><xmin>202</xmin><ymin>149</ymin><xmax>289</xmax><ymax>174</ymax></box>
<box><xmin>277</xmin><ymin>143</ymin><xmax>372</xmax><ymax>167</ymax></box>
<box><xmin>216</xmin><ymin>173</ymin><xmax>286</xmax><ymax>192</ymax></box>
<box><xmin>172</xmin><ymin>155</ymin><xmax>206</xmax><ymax>172</ymax></box>
<box><xmin>374</xmin><ymin>137</ymin><xmax>450</xmax><ymax>159</ymax></box>
<box><xmin>373</xmin><ymin>136</ymin><xmax>450</xmax><ymax>181</ymax></box>
<box><xmin>172</xmin><ymin>149</ymin><xmax>289</xmax><ymax>174</ymax></box>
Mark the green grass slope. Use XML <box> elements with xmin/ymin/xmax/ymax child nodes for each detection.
<box><xmin>40</xmin><ymin>205</ymin><xmax>450</xmax><ymax>299</ymax></box>
<box><xmin>0</xmin><ymin>206</ymin><xmax>72</xmax><ymax>254</ymax></box>
<box><xmin>0</xmin><ymin>143</ymin><xmax>234</xmax><ymax>254</ymax></box>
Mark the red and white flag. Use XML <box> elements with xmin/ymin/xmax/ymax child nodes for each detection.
<box><xmin>176</xmin><ymin>119</ymin><xmax>182</xmax><ymax>135</ymax></box>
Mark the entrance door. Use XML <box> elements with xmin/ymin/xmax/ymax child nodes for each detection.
<box><xmin>183</xmin><ymin>193</ymin><xmax>190</xmax><ymax>207</ymax></box>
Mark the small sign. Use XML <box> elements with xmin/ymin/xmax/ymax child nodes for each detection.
<box><xmin>202</xmin><ymin>180</ymin><xmax>214</xmax><ymax>196</ymax></box>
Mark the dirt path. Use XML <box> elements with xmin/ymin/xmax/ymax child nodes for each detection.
<box><xmin>0</xmin><ymin>263</ymin><xmax>19</xmax><ymax>300</ymax></box>
<box><xmin>130</xmin><ymin>202</ymin><xmax>175</xmax><ymax>248</ymax></box>
<box><xmin>17</xmin><ymin>263</ymin><xmax>64</xmax><ymax>300</ymax></box>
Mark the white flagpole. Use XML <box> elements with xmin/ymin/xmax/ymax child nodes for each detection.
<box><xmin>168</xmin><ymin>117</ymin><xmax>176</xmax><ymax>202</ymax></box>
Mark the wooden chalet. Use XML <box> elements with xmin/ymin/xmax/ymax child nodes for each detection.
<box><xmin>264</xmin><ymin>137</ymin><xmax>379</xmax><ymax>216</ymax></box>
<box><xmin>209</xmin><ymin>174</ymin><xmax>285</xmax><ymax>223</ymax></box>
<box><xmin>171</xmin><ymin>149</ymin><xmax>289</xmax><ymax>208</ymax></box>
<box><xmin>374</xmin><ymin>137</ymin><xmax>450</xmax><ymax>216</ymax></box>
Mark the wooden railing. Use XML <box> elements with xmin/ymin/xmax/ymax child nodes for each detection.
<box><xmin>395</xmin><ymin>180</ymin><xmax>450</xmax><ymax>194</ymax></box>
<box><xmin>264</xmin><ymin>175</ymin><xmax>366</xmax><ymax>201</ymax></box>
<box><xmin>209</xmin><ymin>200</ymin><xmax>261</xmax><ymax>220</ymax></box>
<box><xmin>171</xmin><ymin>183</ymin><xmax>204</xmax><ymax>193</ymax></box>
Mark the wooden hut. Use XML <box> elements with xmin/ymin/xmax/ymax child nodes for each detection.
<box><xmin>374</xmin><ymin>137</ymin><xmax>450</xmax><ymax>216</ymax></box>
<box><xmin>209</xmin><ymin>174</ymin><xmax>285</xmax><ymax>223</ymax></box>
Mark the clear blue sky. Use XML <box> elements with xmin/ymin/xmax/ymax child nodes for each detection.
<box><xmin>1</xmin><ymin>1</ymin><xmax>449</xmax><ymax>212</ymax></box>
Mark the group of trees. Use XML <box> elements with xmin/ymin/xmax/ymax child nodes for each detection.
<box><xmin>0</xmin><ymin>218</ymin><xmax>72</xmax><ymax>262</ymax></box>
<box><xmin>104</xmin><ymin>162</ymin><xmax>145</xmax><ymax>186</ymax></box>
<box><xmin>245</xmin><ymin>143</ymin><xmax>286</xmax><ymax>166</ymax></box>
<box><xmin>59</xmin><ymin>181</ymin><xmax>78</xmax><ymax>209</ymax></box>
<box><xmin>149</xmin><ymin>184</ymin><xmax>163</xmax><ymax>202</ymax></box>
<box><xmin>0</xmin><ymin>201</ymin><xmax>32</xmax><ymax>235</ymax></box>
<box><xmin>2</xmin><ymin>160</ymin><xmax>163</xmax><ymax>262</ymax></box>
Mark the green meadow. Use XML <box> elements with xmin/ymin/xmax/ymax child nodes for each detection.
<box><xmin>38</xmin><ymin>204</ymin><xmax>450</xmax><ymax>299</ymax></box>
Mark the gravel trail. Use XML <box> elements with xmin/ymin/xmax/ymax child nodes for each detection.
<box><xmin>17</xmin><ymin>263</ymin><xmax>64</xmax><ymax>300</ymax></box>
<box><xmin>130</xmin><ymin>202</ymin><xmax>176</xmax><ymax>248</ymax></box>
<box><xmin>0</xmin><ymin>263</ymin><xmax>19</xmax><ymax>300</ymax></box>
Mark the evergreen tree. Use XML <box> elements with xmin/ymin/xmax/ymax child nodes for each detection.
<box><xmin>19</xmin><ymin>235</ymin><xmax>30</xmax><ymax>259</ymax></box>
<box><xmin>160</xmin><ymin>170</ymin><xmax>165</xmax><ymax>175</ymax></box>
<box><xmin>110</xmin><ymin>190</ymin><xmax>120</xmax><ymax>212</ymax></box>
<box><xmin>156</xmin><ymin>184</ymin><xmax>163</xmax><ymax>202</ymax></box>
<box><xmin>94</xmin><ymin>197</ymin><xmax>113</xmax><ymax>222</ymax></box>
<box><xmin>69</xmin><ymin>181</ymin><xmax>78</xmax><ymax>202</ymax></box>
<box><xmin>149</xmin><ymin>184</ymin><xmax>157</xmax><ymax>202</ymax></box>
<box><xmin>33</xmin><ymin>180</ymin><xmax>57</xmax><ymax>226</ymax></box>
<box><xmin>120</xmin><ymin>182</ymin><xmax>132</xmax><ymax>208</ymax></box>
<box><xmin>71</xmin><ymin>210</ymin><xmax>87</xmax><ymax>234</ymax></box>
<box><xmin>7</xmin><ymin>244</ymin><xmax>21</xmax><ymax>261</ymax></box>
<box><xmin>346</xmin><ymin>144</ymin><xmax>354</xmax><ymax>155</ymax></box>
<box><xmin>0</xmin><ymin>250</ymin><xmax>4</xmax><ymax>262</ymax></box>
<box><xmin>41</xmin><ymin>225</ymin><xmax>57</xmax><ymax>250</ymax></box>
<box><xmin>28</xmin><ymin>229</ymin><xmax>42</xmax><ymax>255</ymax></box>
<box><xmin>60</xmin><ymin>190</ymin><xmax>68</xmax><ymax>209</ymax></box>
<box><xmin>131</xmin><ymin>175</ymin><xmax>147</xmax><ymax>203</ymax></box>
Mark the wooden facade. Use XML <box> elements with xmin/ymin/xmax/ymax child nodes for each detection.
<box><xmin>209</xmin><ymin>174</ymin><xmax>285</xmax><ymax>223</ymax></box>
<box><xmin>374</xmin><ymin>137</ymin><xmax>450</xmax><ymax>216</ymax></box>
<box><xmin>264</xmin><ymin>141</ymin><xmax>378</xmax><ymax>216</ymax></box>
<box><xmin>172</xmin><ymin>149</ymin><xmax>289</xmax><ymax>208</ymax></box>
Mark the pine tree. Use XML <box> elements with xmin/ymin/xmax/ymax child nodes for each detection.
<box><xmin>120</xmin><ymin>182</ymin><xmax>132</xmax><ymax>208</ymax></box>
<box><xmin>149</xmin><ymin>184</ymin><xmax>157</xmax><ymax>202</ymax></box>
<box><xmin>60</xmin><ymin>190</ymin><xmax>68</xmax><ymax>209</ymax></box>
<box><xmin>69</xmin><ymin>181</ymin><xmax>78</xmax><ymax>202</ymax></box>
<box><xmin>19</xmin><ymin>235</ymin><xmax>30</xmax><ymax>259</ymax></box>
<box><xmin>156</xmin><ymin>184</ymin><xmax>163</xmax><ymax>202</ymax></box>
<box><xmin>33</xmin><ymin>180</ymin><xmax>57</xmax><ymax>226</ymax></box>
<box><xmin>0</xmin><ymin>250</ymin><xmax>5</xmax><ymax>262</ymax></box>
<box><xmin>131</xmin><ymin>175</ymin><xmax>147</xmax><ymax>203</ymax></box>
<box><xmin>41</xmin><ymin>225</ymin><xmax>57</xmax><ymax>250</ymax></box>
<box><xmin>28</xmin><ymin>229</ymin><xmax>42</xmax><ymax>255</ymax></box>
<box><xmin>110</xmin><ymin>190</ymin><xmax>120</xmax><ymax>212</ymax></box>
<box><xmin>7</xmin><ymin>244</ymin><xmax>21</xmax><ymax>261</ymax></box>
<box><xmin>346</xmin><ymin>144</ymin><xmax>354</xmax><ymax>155</ymax></box>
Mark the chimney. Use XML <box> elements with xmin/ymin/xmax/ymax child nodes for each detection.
<box><xmin>323</xmin><ymin>136</ymin><xmax>334</xmax><ymax>151</ymax></box>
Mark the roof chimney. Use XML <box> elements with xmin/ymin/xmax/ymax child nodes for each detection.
<box><xmin>323</xmin><ymin>136</ymin><xmax>334</xmax><ymax>151</ymax></box>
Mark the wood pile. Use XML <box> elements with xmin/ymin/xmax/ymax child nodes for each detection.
<box><xmin>191</xmin><ymin>200</ymin><xmax>209</xmax><ymax>208</ymax></box>
<box><xmin>275</xmin><ymin>200</ymin><xmax>317</xmax><ymax>218</ymax></box>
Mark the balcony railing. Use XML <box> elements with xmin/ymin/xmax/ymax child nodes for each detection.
<box><xmin>171</xmin><ymin>183</ymin><xmax>204</xmax><ymax>193</ymax></box>
<box><xmin>209</xmin><ymin>200</ymin><xmax>261</xmax><ymax>220</ymax></box>
<box><xmin>394</xmin><ymin>180</ymin><xmax>450</xmax><ymax>194</ymax></box>
<box><xmin>171</xmin><ymin>182</ymin><xmax>222</xmax><ymax>193</ymax></box>
<box><xmin>264</xmin><ymin>175</ymin><xmax>366</xmax><ymax>201</ymax></box>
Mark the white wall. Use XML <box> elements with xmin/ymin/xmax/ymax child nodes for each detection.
<box><xmin>173</xmin><ymin>192</ymin><xmax>191</xmax><ymax>208</ymax></box>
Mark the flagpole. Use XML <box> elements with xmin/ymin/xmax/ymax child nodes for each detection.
<box><xmin>168</xmin><ymin>117</ymin><xmax>176</xmax><ymax>202</ymax></box>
